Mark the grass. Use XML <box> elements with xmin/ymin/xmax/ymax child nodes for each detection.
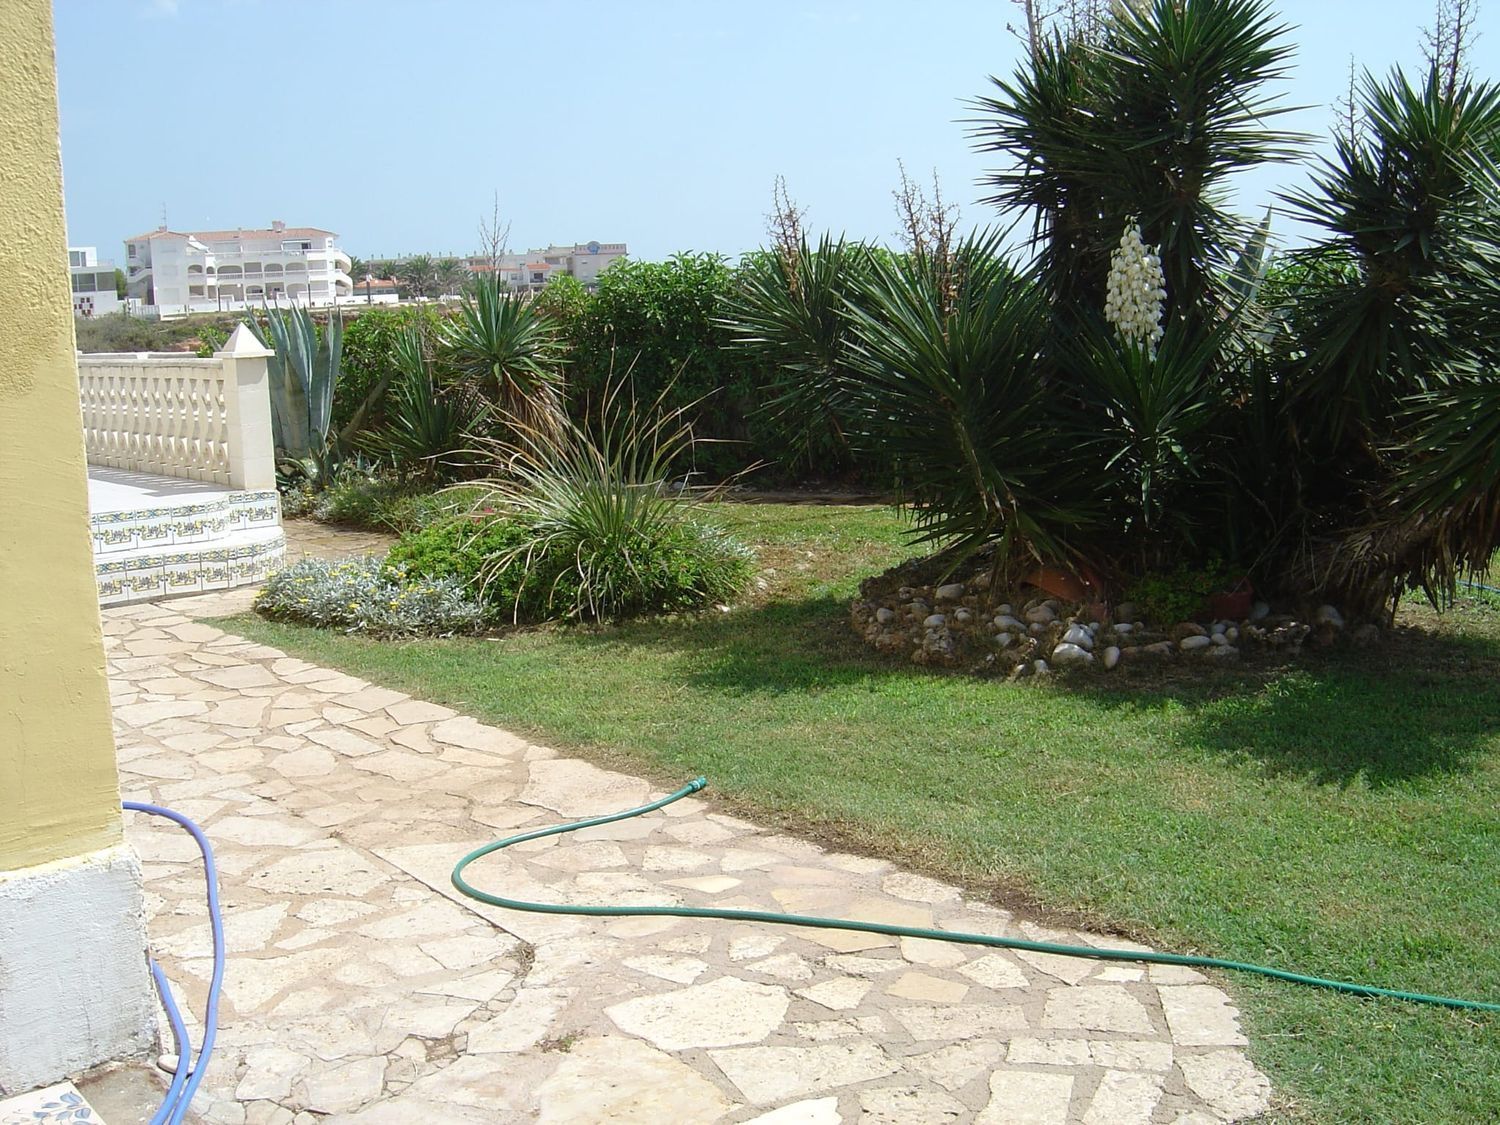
<box><xmin>228</xmin><ymin>502</ymin><xmax>1500</xmax><ymax>1123</ymax></box>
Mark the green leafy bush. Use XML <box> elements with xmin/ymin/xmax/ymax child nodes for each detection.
<box><xmin>392</xmin><ymin>379</ymin><xmax>755</xmax><ymax>622</ymax></box>
<box><xmin>562</xmin><ymin>253</ymin><xmax>775</xmax><ymax>479</ymax></box>
<box><xmin>1125</xmin><ymin>558</ymin><xmax>1236</xmax><ymax>626</ymax></box>
<box><xmin>335</xmin><ymin>304</ymin><xmax>447</xmax><ymax>437</ymax></box>
<box><xmin>295</xmin><ymin>466</ymin><xmax>487</xmax><ymax>533</ymax></box>
<box><xmin>387</xmin><ymin>515</ymin><xmax>551</xmax><ymax>615</ymax></box>
<box><xmin>254</xmin><ymin>557</ymin><xmax>487</xmax><ymax>636</ymax></box>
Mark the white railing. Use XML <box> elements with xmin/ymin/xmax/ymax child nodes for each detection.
<box><xmin>76</xmin><ymin>325</ymin><xmax>277</xmax><ymax>490</ymax></box>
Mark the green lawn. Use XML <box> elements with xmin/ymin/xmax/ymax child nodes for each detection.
<box><xmin>231</xmin><ymin>503</ymin><xmax>1500</xmax><ymax>1123</ymax></box>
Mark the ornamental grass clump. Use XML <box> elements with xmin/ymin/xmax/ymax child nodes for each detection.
<box><xmin>453</xmin><ymin>380</ymin><xmax>755</xmax><ymax>621</ymax></box>
<box><xmin>254</xmin><ymin>557</ymin><xmax>487</xmax><ymax>637</ymax></box>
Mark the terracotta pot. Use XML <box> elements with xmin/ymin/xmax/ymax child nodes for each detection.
<box><xmin>1022</xmin><ymin>566</ymin><xmax>1093</xmax><ymax>603</ymax></box>
<box><xmin>1208</xmin><ymin>579</ymin><xmax>1253</xmax><ymax>621</ymax></box>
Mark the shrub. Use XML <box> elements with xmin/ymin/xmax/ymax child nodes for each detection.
<box><xmin>297</xmin><ymin>466</ymin><xmax>488</xmax><ymax>533</ymax></box>
<box><xmin>357</xmin><ymin>326</ymin><xmax>491</xmax><ymax>484</ymax></box>
<box><xmin>335</xmin><ymin>304</ymin><xmax>447</xmax><ymax>438</ymax></box>
<box><xmin>254</xmin><ymin>557</ymin><xmax>487</xmax><ymax>636</ymax></box>
<box><xmin>563</xmin><ymin>253</ymin><xmax>774</xmax><ymax>479</ymax></box>
<box><xmin>1124</xmin><ymin>558</ymin><xmax>1236</xmax><ymax>626</ymax></box>
<box><xmin>480</xmin><ymin>381</ymin><xmax>756</xmax><ymax>620</ymax></box>
<box><xmin>387</xmin><ymin>515</ymin><xmax>557</xmax><ymax>616</ymax></box>
<box><xmin>74</xmin><ymin>311</ymin><xmax>237</xmax><ymax>354</ymax></box>
<box><xmin>392</xmin><ymin>379</ymin><xmax>756</xmax><ymax>622</ymax></box>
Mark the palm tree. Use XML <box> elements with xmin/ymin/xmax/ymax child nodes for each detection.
<box><xmin>346</xmin><ymin>255</ymin><xmax>374</xmax><ymax>304</ymax></box>
<box><xmin>398</xmin><ymin>255</ymin><xmax>438</xmax><ymax>301</ymax></box>
<box><xmin>435</xmin><ymin>258</ymin><xmax>471</xmax><ymax>299</ymax></box>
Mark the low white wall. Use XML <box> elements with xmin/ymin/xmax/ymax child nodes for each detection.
<box><xmin>78</xmin><ymin>353</ymin><xmax>234</xmax><ymax>483</ymax></box>
<box><xmin>0</xmin><ymin>846</ymin><xmax>157</xmax><ymax>1094</ymax></box>
<box><xmin>77</xmin><ymin>327</ymin><xmax>276</xmax><ymax>491</ymax></box>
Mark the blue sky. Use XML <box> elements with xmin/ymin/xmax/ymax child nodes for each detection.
<box><xmin>53</xmin><ymin>1</ymin><xmax>1500</xmax><ymax>263</ymax></box>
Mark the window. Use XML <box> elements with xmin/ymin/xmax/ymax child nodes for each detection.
<box><xmin>69</xmin><ymin>250</ymin><xmax>86</xmax><ymax>267</ymax></box>
<box><xmin>282</xmin><ymin>239</ymin><xmax>313</xmax><ymax>252</ymax></box>
<box><xmin>97</xmin><ymin>272</ymin><xmax>115</xmax><ymax>292</ymax></box>
<box><xmin>71</xmin><ymin>273</ymin><xmax>96</xmax><ymax>293</ymax></box>
<box><xmin>128</xmin><ymin>244</ymin><xmax>137</xmax><ymax>259</ymax></box>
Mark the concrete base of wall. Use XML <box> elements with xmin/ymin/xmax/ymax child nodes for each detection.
<box><xmin>0</xmin><ymin>845</ymin><xmax>156</xmax><ymax>1095</ymax></box>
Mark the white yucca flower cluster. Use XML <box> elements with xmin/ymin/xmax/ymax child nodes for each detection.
<box><xmin>1104</xmin><ymin>220</ymin><xmax>1166</xmax><ymax>351</ymax></box>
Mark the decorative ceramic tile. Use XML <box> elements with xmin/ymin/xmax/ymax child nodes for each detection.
<box><xmin>0</xmin><ymin>1081</ymin><xmax>102</xmax><ymax>1123</ymax></box>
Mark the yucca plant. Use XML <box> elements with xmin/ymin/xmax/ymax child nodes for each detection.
<box><xmin>721</xmin><ymin>235</ymin><xmax>875</xmax><ymax>472</ymax></box>
<box><xmin>441</xmin><ymin>275</ymin><xmax>563</xmax><ymax>433</ymax></box>
<box><xmin>1064</xmin><ymin>317</ymin><xmax>1232</xmax><ymax>565</ymax></box>
<box><xmin>1272</xmin><ymin>67</ymin><xmax>1500</xmax><ymax>611</ymax></box>
<box><xmin>970</xmin><ymin>0</ymin><xmax>1302</xmax><ymax>335</ymax></box>
<box><xmin>838</xmin><ymin>231</ymin><xmax>1102</xmax><ymax>580</ymax></box>
<box><xmin>1282</xmin><ymin>67</ymin><xmax>1500</xmax><ymax>446</ymax></box>
<box><xmin>358</xmin><ymin>325</ymin><xmax>490</xmax><ymax>484</ymax></box>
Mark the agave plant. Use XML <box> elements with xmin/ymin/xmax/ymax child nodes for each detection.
<box><xmin>440</xmin><ymin>275</ymin><xmax>563</xmax><ymax>433</ymax></box>
<box><xmin>248</xmin><ymin>304</ymin><xmax>343</xmax><ymax>482</ymax></box>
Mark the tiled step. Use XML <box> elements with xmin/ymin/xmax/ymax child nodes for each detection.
<box><xmin>89</xmin><ymin>473</ymin><xmax>286</xmax><ymax>606</ymax></box>
<box><xmin>96</xmin><ymin>525</ymin><xmax>285</xmax><ymax>606</ymax></box>
<box><xmin>91</xmin><ymin>488</ymin><xmax>280</xmax><ymax>555</ymax></box>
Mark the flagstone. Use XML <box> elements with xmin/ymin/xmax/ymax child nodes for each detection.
<box><xmin>431</xmin><ymin>715</ymin><xmax>528</xmax><ymax>755</ymax></box>
<box><xmin>860</xmin><ymin>1083</ymin><xmax>967</xmax><ymax>1123</ymax></box>
<box><xmin>1081</xmin><ymin>1070</ymin><xmax>1164</xmax><ymax>1125</ymax></box>
<box><xmin>196</xmin><ymin>664</ymin><xmax>281</xmax><ymax>689</ymax></box>
<box><xmin>1158</xmin><ymin>985</ymin><xmax>1248</xmax><ymax>1046</ymax></box>
<box><xmin>520</xmin><ymin>758</ymin><xmax>651</xmax><ymax>817</ymax></box>
<box><xmin>976</xmin><ymin>1070</ymin><xmax>1074</xmax><ymax>1125</ymax></box>
<box><xmin>707</xmin><ymin>1040</ymin><xmax>899</xmax><ymax>1104</ymax></box>
<box><xmin>384</xmin><ymin>698</ymin><xmax>458</xmax><ymax>724</ymax></box>
<box><xmin>606</xmin><ymin>976</ymin><xmax>790</xmax><ymax>1050</ymax></box>
<box><xmin>1042</xmin><ymin>984</ymin><xmax>1154</xmax><ymax>1034</ymax></box>
<box><xmin>268</xmin><ymin>747</ymin><xmax>339</xmax><ymax>779</ymax></box>
<box><xmin>535</xmin><ymin>1036</ymin><xmax>734</xmax><ymax>1124</ymax></box>
<box><xmin>907</xmin><ymin>1039</ymin><xmax>1007</xmax><ymax>1092</ymax></box>
<box><xmin>743</xmin><ymin>1098</ymin><xmax>840</xmax><ymax>1125</ymax></box>
<box><xmin>1176</xmin><ymin>1049</ymin><xmax>1271</xmax><ymax>1119</ymax></box>
<box><xmin>796</xmin><ymin>975</ymin><xmax>873</xmax><ymax>1010</ymax></box>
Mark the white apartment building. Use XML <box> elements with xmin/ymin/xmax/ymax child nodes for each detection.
<box><xmin>464</xmin><ymin>241</ymin><xmax>627</xmax><ymax>292</ymax></box>
<box><xmin>69</xmin><ymin>246</ymin><xmax>123</xmax><ymax>317</ymax></box>
<box><xmin>125</xmin><ymin>221</ymin><xmax>353</xmax><ymax>318</ymax></box>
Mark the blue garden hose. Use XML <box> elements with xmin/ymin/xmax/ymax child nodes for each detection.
<box><xmin>452</xmin><ymin>777</ymin><xmax>1500</xmax><ymax>1014</ymax></box>
<box><xmin>123</xmin><ymin>802</ymin><xmax>226</xmax><ymax>1125</ymax></box>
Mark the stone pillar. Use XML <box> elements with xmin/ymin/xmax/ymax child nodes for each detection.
<box><xmin>0</xmin><ymin>0</ymin><xmax>155</xmax><ymax>1094</ymax></box>
<box><xmin>217</xmin><ymin>322</ymin><xmax>277</xmax><ymax>491</ymax></box>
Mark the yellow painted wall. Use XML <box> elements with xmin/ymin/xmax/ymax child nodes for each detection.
<box><xmin>0</xmin><ymin>0</ymin><xmax>125</xmax><ymax>871</ymax></box>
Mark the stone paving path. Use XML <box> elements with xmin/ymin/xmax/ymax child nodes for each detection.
<box><xmin>281</xmin><ymin>519</ymin><xmax>395</xmax><ymax>567</ymax></box>
<box><xmin>107</xmin><ymin>597</ymin><xmax>1272</xmax><ymax>1124</ymax></box>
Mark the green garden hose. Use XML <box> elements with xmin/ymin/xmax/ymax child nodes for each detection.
<box><xmin>452</xmin><ymin>777</ymin><xmax>1500</xmax><ymax>1014</ymax></box>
